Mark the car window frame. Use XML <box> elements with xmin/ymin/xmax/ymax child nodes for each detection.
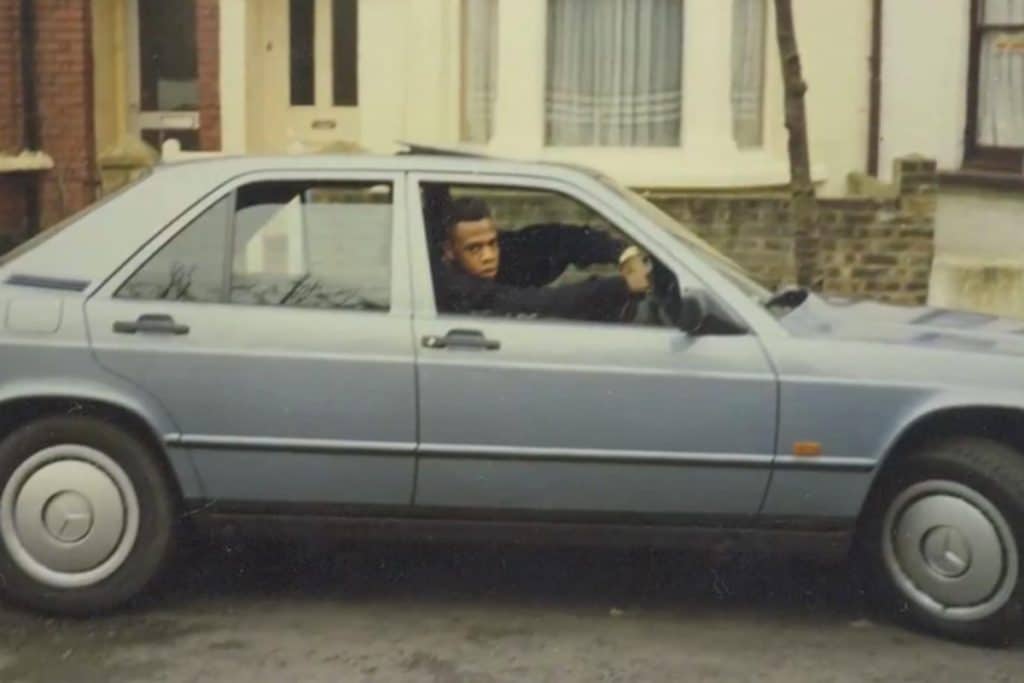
<box><xmin>405</xmin><ymin>170</ymin><xmax>759</xmax><ymax>334</ymax></box>
<box><xmin>94</xmin><ymin>169</ymin><xmax>411</xmax><ymax>318</ymax></box>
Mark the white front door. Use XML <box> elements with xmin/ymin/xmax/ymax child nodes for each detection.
<box><xmin>252</xmin><ymin>0</ymin><xmax>361</xmax><ymax>153</ymax></box>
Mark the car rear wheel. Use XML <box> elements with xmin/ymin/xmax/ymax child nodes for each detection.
<box><xmin>860</xmin><ymin>437</ymin><xmax>1024</xmax><ymax>644</ymax></box>
<box><xmin>0</xmin><ymin>416</ymin><xmax>176</xmax><ymax>615</ymax></box>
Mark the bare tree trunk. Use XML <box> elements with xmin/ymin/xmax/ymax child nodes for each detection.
<box><xmin>773</xmin><ymin>0</ymin><xmax>817</xmax><ymax>288</ymax></box>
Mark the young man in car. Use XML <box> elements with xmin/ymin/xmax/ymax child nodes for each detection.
<box><xmin>435</xmin><ymin>197</ymin><xmax>651</xmax><ymax>321</ymax></box>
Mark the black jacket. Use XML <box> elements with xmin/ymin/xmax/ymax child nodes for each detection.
<box><xmin>436</xmin><ymin>224</ymin><xmax>631</xmax><ymax>321</ymax></box>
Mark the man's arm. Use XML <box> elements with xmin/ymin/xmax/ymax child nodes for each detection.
<box><xmin>497</xmin><ymin>223</ymin><xmax>627</xmax><ymax>287</ymax></box>
<box><xmin>443</xmin><ymin>268</ymin><xmax>632</xmax><ymax>322</ymax></box>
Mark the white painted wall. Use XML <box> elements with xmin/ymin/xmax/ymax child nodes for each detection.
<box><xmin>878</xmin><ymin>0</ymin><xmax>971</xmax><ymax>177</ymax></box>
<box><xmin>792</xmin><ymin>0</ymin><xmax>873</xmax><ymax>194</ymax></box>
<box><xmin>222</xmin><ymin>0</ymin><xmax>874</xmax><ymax>193</ymax></box>
<box><xmin>930</xmin><ymin>190</ymin><xmax>1024</xmax><ymax>319</ymax></box>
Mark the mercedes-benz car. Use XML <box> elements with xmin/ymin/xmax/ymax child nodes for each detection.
<box><xmin>0</xmin><ymin>149</ymin><xmax>1021</xmax><ymax>644</ymax></box>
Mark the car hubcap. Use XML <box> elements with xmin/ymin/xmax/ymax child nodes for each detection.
<box><xmin>882</xmin><ymin>480</ymin><xmax>1018</xmax><ymax>621</ymax></box>
<box><xmin>1</xmin><ymin>445</ymin><xmax>140</xmax><ymax>589</ymax></box>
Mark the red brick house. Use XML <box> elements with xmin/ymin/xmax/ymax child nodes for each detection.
<box><xmin>0</xmin><ymin>0</ymin><xmax>221</xmax><ymax>249</ymax></box>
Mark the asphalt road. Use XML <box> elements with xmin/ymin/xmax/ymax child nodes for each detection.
<box><xmin>0</xmin><ymin>539</ymin><xmax>1022</xmax><ymax>682</ymax></box>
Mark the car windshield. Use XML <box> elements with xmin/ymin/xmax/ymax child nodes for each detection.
<box><xmin>590</xmin><ymin>171</ymin><xmax>774</xmax><ymax>304</ymax></box>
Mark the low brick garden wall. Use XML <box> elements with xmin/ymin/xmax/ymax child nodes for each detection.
<box><xmin>643</xmin><ymin>157</ymin><xmax>937</xmax><ymax>305</ymax></box>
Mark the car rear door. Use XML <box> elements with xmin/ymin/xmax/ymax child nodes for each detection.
<box><xmin>85</xmin><ymin>170</ymin><xmax>417</xmax><ymax>509</ymax></box>
<box><xmin>406</xmin><ymin>172</ymin><xmax>778</xmax><ymax>522</ymax></box>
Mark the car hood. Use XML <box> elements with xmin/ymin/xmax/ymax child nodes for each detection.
<box><xmin>780</xmin><ymin>293</ymin><xmax>1024</xmax><ymax>357</ymax></box>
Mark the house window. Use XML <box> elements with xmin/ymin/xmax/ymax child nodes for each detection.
<box><xmin>732</xmin><ymin>0</ymin><xmax>767</xmax><ymax>148</ymax></box>
<box><xmin>136</xmin><ymin>0</ymin><xmax>200</xmax><ymax>151</ymax></box>
<box><xmin>461</xmin><ymin>0</ymin><xmax>499</xmax><ymax>143</ymax></box>
<box><xmin>138</xmin><ymin>0</ymin><xmax>199</xmax><ymax>112</ymax></box>
<box><xmin>289</xmin><ymin>0</ymin><xmax>316</xmax><ymax>105</ymax></box>
<box><xmin>545</xmin><ymin>0</ymin><xmax>684</xmax><ymax>147</ymax></box>
<box><xmin>332</xmin><ymin>0</ymin><xmax>359</xmax><ymax>106</ymax></box>
<box><xmin>290</xmin><ymin>0</ymin><xmax>358</xmax><ymax>107</ymax></box>
<box><xmin>967</xmin><ymin>0</ymin><xmax>1024</xmax><ymax>172</ymax></box>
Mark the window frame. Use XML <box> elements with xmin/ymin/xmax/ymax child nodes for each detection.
<box><xmin>405</xmin><ymin>171</ymin><xmax>742</xmax><ymax>327</ymax></box>
<box><xmin>964</xmin><ymin>0</ymin><xmax>1024</xmax><ymax>173</ymax></box>
<box><xmin>99</xmin><ymin>170</ymin><xmax>410</xmax><ymax>317</ymax></box>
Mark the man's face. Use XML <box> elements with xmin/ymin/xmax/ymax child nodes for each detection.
<box><xmin>444</xmin><ymin>217</ymin><xmax>500</xmax><ymax>279</ymax></box>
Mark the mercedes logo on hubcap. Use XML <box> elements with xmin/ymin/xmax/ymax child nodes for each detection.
<box><xmin>42</xmin><ymin>491</ymin><xmax>94</xmax><ymax>543</ymax></box>
<box><xmin>922</xmin><ymin>525</ymin><xmax>972</xmax><ymax>578</ymax></box>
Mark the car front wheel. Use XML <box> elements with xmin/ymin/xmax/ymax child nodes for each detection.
<box><xmin>861</xmin><ymin>436</ymin><xmax>1024</xmax><ymax>644</ymax></box>
<box><xmin>0</xmin><ymin>415</ymin><xmax>176</xmax><ymax>615</ymax></box>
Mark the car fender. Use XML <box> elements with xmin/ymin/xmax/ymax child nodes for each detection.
<box><xmin>0</xmin><ymin>376</ymin><xmax>204</xmax><ymax>500</ymax></box>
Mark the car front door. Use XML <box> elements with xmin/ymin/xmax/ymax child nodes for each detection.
<box><xmin>85</xmin><ymin>170</ymin><xmax>417</xmax><ymax>508</ymax></box>
<box><xmin>407</xmin><ymin>173</ymin><xmax>778</xmax><ymax>522</ymax></box>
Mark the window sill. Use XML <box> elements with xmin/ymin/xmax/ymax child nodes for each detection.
<box><xmin>0</xmin><ymin>151</ymin><xmax>54</xmax><ymax>174</ymax></box>
<box><xmin>939</xmin><ymin>170</ymin><xmax>1024</xmax><ymax>193</ymax></box>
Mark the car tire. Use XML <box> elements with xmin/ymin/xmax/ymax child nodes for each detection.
<box><xmin>0</xmin><ymin>415</ymin><xmax>176</xmax><ymax>615</ymax></box>
<box><xmin>858</xmin><ymin>436</ymin><xmax>1024</xmax><ymax>644</ymax></box>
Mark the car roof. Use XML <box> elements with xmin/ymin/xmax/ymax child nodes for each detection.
<box><xmin>149</xmin><ymin>147</ymin><xmax>602</xmax><ymax>185</ymax></box>
<box><xmin>0</xmin><ymin>147</ymin><xmax>609</xmax><ymax>294</ymax></box>
<box><xmin>153</xmin><ymin>150</ymin><xmax>593</xmax><ymax>180</ymax></box>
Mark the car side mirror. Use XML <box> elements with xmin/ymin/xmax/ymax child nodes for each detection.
<box><xmin>672</xmin><ymin>289</ymin><xmax>709</xmax><ymax>334</ymax></box>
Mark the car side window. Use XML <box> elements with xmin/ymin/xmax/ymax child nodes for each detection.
<box><xmin>229</xmin><ymin>182</ymin><xmax>392</xmax><ymax>311</ymax></box>
<box><xmin>422</xmin><ymin>181</ymin><xmax>679</xmax><ymax>326</ymax></box>
<box><xmin>117</xmin><ymin>194</ymin><xmax>231</xmax><ymax>303</ymax></box>
<box><xmin>117</xmin><ymin>180</ymin><xmax>393</xmax><ymax>312</ymax></box>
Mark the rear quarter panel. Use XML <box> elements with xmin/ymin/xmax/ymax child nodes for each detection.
<box><xmin>0</xmin><ymin>289</ymin><xmax>202</xmax><ymax>499</ymax></box>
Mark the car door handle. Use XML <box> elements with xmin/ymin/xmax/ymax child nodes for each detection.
<box><xmin>113</xmin><ymin>314</ymin><xmax>190</xmax><ymax>336</ymax></box>
<box><xmin>422</xmin><ymin>329</ymin><xmax>500</xmax><ymax>351</ymax></box>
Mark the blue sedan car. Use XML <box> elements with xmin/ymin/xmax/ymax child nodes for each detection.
<box><xmin>0</xmin><ymin>150</ymin><xmax>1021</xmax><ymax>644</ymax></box>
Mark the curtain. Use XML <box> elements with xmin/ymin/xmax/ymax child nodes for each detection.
<box><xmin>977</xmin><ymin>0</ymin><xmax>1024</xmax><ymax>148</ymax></box>
<box><xmin>546</xmin><ymin>0</ymin><xmax>683</xmax><ymax>146</ymax></box>
<box><xmin>981</xmin><ymin>0</ymin><xmax>1024</xmax><ymax>23</ymax></box>
<box><xmin>462</xmin><ymin>0</ymin><xmax>499</xmax><ymax>144</ymax></box>
<box><xmin>731</xmin><ymin>0</ymin><xmax>766</xmax><ymax>148</ymax></box>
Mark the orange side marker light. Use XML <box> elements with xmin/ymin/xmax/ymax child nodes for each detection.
<box><xmin>792</xmin><ymin>441</ymin><xmax>823</xmax><ymax>457</ymax></box>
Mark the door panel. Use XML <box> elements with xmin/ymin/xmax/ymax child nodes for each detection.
<box><xmin>413</xmin><ymin>317</ymin><xmax>776</xmax><ymax>518</ymax></box>
<box><xmin>407</xmin><ymin>173</ymin><xmax>778</xmax><ymax>520</ymax></box>
<box><xmin>88</xmin><ymin>301</ymin><xmax>416</xmax><ymax>505</ymax></box>
<box><xmin>85</xmin><ymin>172</ymin><xmax>415</xmax><ymax>506</ymax></box>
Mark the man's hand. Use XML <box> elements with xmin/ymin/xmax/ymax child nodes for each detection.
<box><xmin>618</xmin><ymin>246</ymin><xmax>652</xmax><ymax>295</ymax></box>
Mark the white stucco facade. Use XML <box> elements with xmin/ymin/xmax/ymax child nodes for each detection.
<box><xmin>214</xmin><ymin>0</ymin><xmax>875</xmax><ymax>195</ymax></box>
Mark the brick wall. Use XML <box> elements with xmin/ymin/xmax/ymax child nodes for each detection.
<box><xmin>196</xmin><ymin>0</ymin><xmax>221</xmax><ymax>151</ymax></box>
<box><xmin>34</xmin><ymin>0</ymin><xmax>97</xmax><ymax>228</ymax></box>
<box><xmin>0</xmin><ymin>0</ymin><xmax>96</xmax><ymax>245</ymax></box>
<box><xmin>645</xmin><ymin>157</ymin><xmax>937</xmax><ymax>305</ymax></box>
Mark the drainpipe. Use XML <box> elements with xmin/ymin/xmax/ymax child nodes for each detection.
<box><xmin>867</xmin><ymin>0</ymin><xmax>883</xmax><ymax>177</ymax></box>
<box><xmin>19</xmin><ymin>0</ymin><xmax>41</xmax><ymax>235</ymax></box>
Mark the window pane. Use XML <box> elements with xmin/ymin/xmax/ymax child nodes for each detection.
<box><xmin>462</xmin><ymin>0</ymin><xmax>499</xmax><ymax>143</ymax></box>
<box><xmin>138</xmin><ymin>0</ymin><xmax>198</xmax><ymax>111</ymax></box>
<box><xmin>546</xmin><ymin>0</ymin><xmax>683</xmax><ymax>147</ymax></box>
<box><xmin>981</xmin><ymin>0</ymin><xmax>1024</xmax><ymax>25</ymax></box>
<box><xmin>977</xmin><ymin>30</ymin><xmax>1024</xmax><ymax>148</ymax></box>
<box><xmin>732</xmin><ymin>0</ymin><xmax>766</xmax><ymax>148</ymax></box>
<box><xmin>290</xmin><ymin>0</ymin><xmax>315</xmax><ymax>105</ymax></box>
<box><xmin>333</xmin><ymin>0</ymin><xmax>359</xmax><ymax>106</ymax></box>
<box><xmin>117</xmin><ymin>196</ymin><xmax>231</xmax><ymax>303</ymax></box>
<box><xmin>231</xmin><ymin>182</ymin><xmax>392</xmax><ymax>311</ymax></box>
